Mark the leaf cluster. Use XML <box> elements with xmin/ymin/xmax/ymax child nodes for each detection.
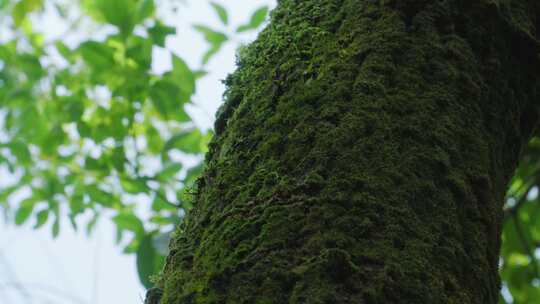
<box><xmin>0</xmin><ymin>0</ymin><xmax>269</xmax><ymax>289</ymax></box>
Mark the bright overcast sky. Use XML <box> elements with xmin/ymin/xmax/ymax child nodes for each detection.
<box><xmin>0</xmin><ymin>1</ymin><xmax>275</xmax><ymax>303</ymax></box>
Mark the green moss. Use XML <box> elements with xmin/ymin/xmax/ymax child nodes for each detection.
<box><xmin>157</xmin><ymin>0</ymin><xmax>539</xmax><ymax>303</ymax></box>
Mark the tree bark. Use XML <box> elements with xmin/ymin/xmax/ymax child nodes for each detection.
<box><xmin>157</xmin><ymin>0</ymin><xmax>539</xmax><ymax>303</ymax></box>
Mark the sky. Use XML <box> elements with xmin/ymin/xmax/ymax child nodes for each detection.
<box><xmin>0</xmin><ymin>0</ymin><xmax>275</xmax><ymax>303</ymax></box>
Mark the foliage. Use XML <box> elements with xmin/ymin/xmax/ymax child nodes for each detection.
<box><xmin>0</xmin><ymin>0</ymin><xmax>269</xmax><ymax>289</ymax></box>
<box><xmin>501</xmin><ymin>138</ymin><xmax>540</xmax><ymax>303</ymax></box>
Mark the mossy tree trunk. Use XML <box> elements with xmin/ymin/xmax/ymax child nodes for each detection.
<box><xmin>157</xmin><ymin>1</ymin><xmax>539</xmax><ymax>303</ymax></box>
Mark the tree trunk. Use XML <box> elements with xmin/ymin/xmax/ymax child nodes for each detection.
<box><xmin>157</xmin><ymin>1</ymin><xmax>539</xmax><ymax>303</ymax></box>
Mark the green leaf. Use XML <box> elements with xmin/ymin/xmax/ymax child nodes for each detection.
<box><xmin>0</xmin><ymin>0</ymin><xmax>9</xmax><ymax>10</ymax></box>
<box><xmin>146</xmin><ymin>125</ymin><xmax>165</xmax><ymax>154</ymax></box>
<box><xmin>171</xmin><ymin>55</ymin><xmax>196</xmax><ymax>96</ymax></box>
<box><xmin>112</xmin><ymin>212</ymin><xmax>144</xmax><ymax>236</ymax></box>
<box><xmin>115</xmin><ymin>226</ymin><xmax>124</xmax><ymax>244</ymax></box>
<box><xmin>123</xmin><ymin>235</ymin><xmax>141</xmax><ymax>253</ymax></box>
<box><xmin>33</xmin><ymin>209</ymin><xmax>49</xmax><ymax>229</ymax></box>
<box><xmin>87</xmin><ymin>185</ymin><xmax>114</xmax><ymax>207</ymax></box>
<box><xmin>0</xmin><ymin>186</ymin><xmax>20</xmax><ymax>207</ymax></box>
<box><xmin>17</xmin><ymin>54</ymin><xmax>44</xmax><ymax>79</ymax></box>
<box><xmin>55</xmin><ymin>41</ymin><xmax>74</xmax><ymax>63</ymax></box>
<box><xmin>236</xmin><ymin>6</ymin><xmax>269</xmax><ymax>33</ymax></box>
<box><xmin>125</xmin><ymin>35</ymin><xmax>153</xmax><ymax>69</ymax></box>
<box><xmin>135</xmin><ymin>0</ymin><xmax>154</xmax><ymax>23</ymax></box>
<box><xmin>201</xmin><ymin>44</ymin><xmax>221</xmax><ymax>65</ymax></box>
<box><xmin>120</xmin><ymin>177</ymin><xmax>147</xmax><ymax>194</ymax></box>
<box><xmin>151</xmin><ymin>195</ymin><xmax>176</xmax><ymax>212</ymax></box>
<box><xmin>164</xmin><ymin>130</ymin><xmax>212</xmax><ymax>154</ymax></box>
<box><xmin>149</xmin><ymin>80</ymin><xmax>190</xmax><ymax>122</ymax></box>
<box><xmin>95</xmin><ymin>0</ymin><xmax>137</xmax><ymax>35</ymax></box>
<box><xmin>136</xmin><ymin>234</ymin><xmax>156</xmax><ymax>288</ymax></box>
<box><xmin>69</xmin><ymin>191</ymin><xmax>86</xmax><ymax>215</ymax></box>
<box><xmin>177</xmin><ymin>188</ymin><xmax>193</xmax><ymax>210</ymax></box>
<box><xmin>148</xmin><ymin>22</ymin><xmax>176</xmax><ymax>47</ymax></box>
<box><xmin>68</xmin><ymin>214</ymin><xmax>78</xmax><ymax>231</ymax></box>
<box><xmin>77</xmin><ymin>121</ymin><xmax>92</xmax><ymax>138</ymax></box>
<box><xmin>86</xmin><ymin>213</ymin><xmax>100</xmax><ymax>236</ymax></box>
<box><xmin>52</xmin><ymin>215</ymin><xmax>60</xmax><ymax>238</ymax></box>
<box><xmin>210</xmin><ymin>2</ymin><xmax>228</xmax><ymax>25</ymax></box>
<box><xmin>12</xmin><ymin>0</ymin><xmax>43</xmax><ymax>27</ymax></box>
<box><xmin>193</xmin><ymin>24</ymin><xmax>228</xmax><ymax>64</ymax></box>
<box><xmin>77</xmin><ymin>41</ymin><xmax>115</xmax><ymax>70</ymax></box>
<box><xmin>110</xmin><ymin>146</ymin><xmax>126</xmax><ymax>172</ymax></box>
<box><xmin>149</xmin><ymin>215</ymin><xmax>177</xmax><ymax>225</ymax></box>
<box><xmin>8</xmin><ymin>140</ymin><xmax>32</xmax><ymax>164</ymax></box>
<box><xmin>60</xmin><ymin>96</ymin><xmax>85</xmax><ymax>122</ymax></box>
<box><xmin>156</xmin><ymin>162</ymin><xmax>183</xmax><ymax>181</ymax></box>
<box><xmin>136</xmin><ymin>233</ymin><xmax>165</xmax><ymax>288</ymax></box>
<box><xmin>184</xmin><ymin>163</ymin><xmax>203</xmax><ymax>187</ymax></box>
<box><xmin>15</xmin><ymin>198</ymin><xmax>37</xmax><ymax>225</ymax></box>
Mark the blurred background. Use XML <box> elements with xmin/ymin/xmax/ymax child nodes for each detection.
<box><xmin>0</xmin><ymin>0</ymin><xmax>275</xmax><ymax>302</ymax></box>
<box><xmin>0</xmin><ymin>0</ymin><xmax>539</xmax><ymax>303</ymax></box>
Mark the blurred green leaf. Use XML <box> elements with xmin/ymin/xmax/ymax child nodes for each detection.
<box><xmin>125</xmin><ymin>35</ymin><xmax>153</xmax><ymax>69</ymax></box>
<box><xmin>33</xmin><ymin>209</ymin><xmax>49</xmax><ymax>229</ymax></box>
<box><xmin>210</xmin><ymin>2</ymin><xmax>228</xmax><ymax>25</ymax></box>
<box><xmin>17</xmin><ymin>54</ymin><xmax>44</xmax><ymax>79</ymax></box>
<box><xmin>151</xmin><ymin>195</ymin><xmax>176</xmax><ymax>212</ymax></box>
<box><xmin>15</xmin><ymin>198</ymin><xmax>37</xmax><ymax>225</ymax></box>
<box><xmin>120</xmin><ymin>177</ymin><xmax>147</xmax><ymax>194</ymax></box>
<box><xmin>52</xmin><ymin>215</ymin><xmax>60</xmax><ymax>238</ymax></box>
<box><xmin>184</xmin><ymin>163</ymin><xmax>203</xmax><ymax>187</ymax></box>
<box><xmin>193</xmin><ymin>24</ymin><xmax>227</xmax><ymax>64</ymax></box>
<box><xmin>164</xmin><ymin>129</ymin><xmax>212</xmax><ymax>154</ymax></box>
<box><xmin>86</xmin><ymin>213</ymin><xmax>100</xmax><ymax>236</ymax></box>
<box><xmin>146</xmin><ymin>125</ymin><xmax>164</xmax><ymax>154</ymax></box>
<box><xmin>77</xmin><ymin>41</ymin><xmax>115</xmax><ymax>70</ymax></box>
<box><xmin>113</xmin><ymin>212</ymin><xmax>144</xmax><ymax>236</ymax></box>
<box><xmin>148</xmin><ymin>22</ymin><xmax>176</xmax><ymax>47</ymax></box>
<box><xmin>171</xmin><ymin>55</ymin><xmax>196</xmax><ymax>96</ymax></box>
<box><xmin>12</xmin><ymin>0</ymin><xmax>43</xmax><ymax>27</ymax></box>
<box><xmin>7</xmin><ymin>141</ymin><xmax>32</xmax><ymax>165</ymax></box>
<box><xmin>136</xmin><ymin>233</ymin><xmax>164</xmax><ymax>288</ymax></box>
<box><xmin>88</xmin><ymin>185</ymin><xmax>115</xmax><ymax>207</ymax></box>
<box><xmin>0</xmin><ymin>0</ymin><xmax>9</xmax><ymax>10</ymax></box>
<box><xmin>236</xmin><ymin>6</ymin><xmax>268</xmax><ymax>33</ymax></box>
<box><xmin>156</xmin><ymin>162</ymin><xmax>183</xmax><ymax>182</ymax></box>
<box><xmin>149</xmin><ymin>80</ymin><xmax>190</xmax><ymax>122</ymax></box>
<box><xmin>95</xmin><ymin>0</ymin><xmax>137</xmax><ymax>35</ymax></box>
<box><xmin>135</xmin><ymin>0</ymin><xmax>155</xmax><ymax>23</ymax></box>
<box><xmin>55</xmin><ymin>41</ymin><xmax>74</xmax><ymax>63</ymax></box>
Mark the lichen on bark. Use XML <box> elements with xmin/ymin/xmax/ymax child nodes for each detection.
<box><xmin>156</xmin><ymin>0</ymin><xmax>539</xmax><ymax>303</ymax></box>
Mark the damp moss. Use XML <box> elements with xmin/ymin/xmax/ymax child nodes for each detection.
<box><xmin>157</xmin><ymin>0</ymin><xmax>539</xmax><ymax>303</ymax></box>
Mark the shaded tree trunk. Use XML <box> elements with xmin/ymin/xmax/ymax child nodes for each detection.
<box><xmin>157</xmin><ymin>0</ymin><xmax>539</xmax><ymax>303</ymax></box>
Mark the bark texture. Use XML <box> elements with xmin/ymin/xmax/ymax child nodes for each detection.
<box><xmin>158</xmin><ymin>0</ymin><xmax>540</xmax><ymax>303</ymax></box>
